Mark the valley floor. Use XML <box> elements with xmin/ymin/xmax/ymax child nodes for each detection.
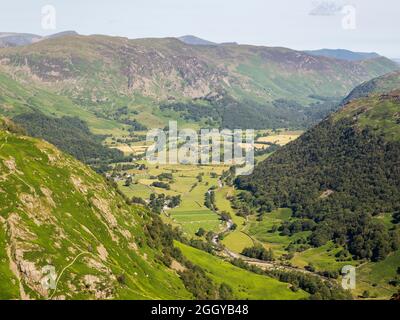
<box><xmin>112</xmin><ymin>129</ymin><xmax>400</xmax><ymax>300</ymax></box>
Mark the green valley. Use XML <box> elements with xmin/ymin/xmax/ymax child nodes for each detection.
<box><xmin>0</xmin><ymin>118</ymin><xmax>316</xmax><ymax>300</ymax></box>
<box><xmin>0</xmin><ymin>26</ymin><xmax>399</xmax><ymax>303</ymax></box>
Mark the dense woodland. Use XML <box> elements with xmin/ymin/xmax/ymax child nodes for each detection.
<box><xmin>13</xmin><ymin>112</ymin><xmax>127</xmax><ymax>172</ymax></box>
<box><xmin>160</xmin><ymin>96</ymin><xmax>340</xmax><ymax>130</ymax></box>
<box><xmin>236</xmin><ymin>117</ymin><xmax>400</xmax><ymax>261</ymax></box>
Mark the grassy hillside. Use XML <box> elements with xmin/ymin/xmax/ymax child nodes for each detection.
<box><xmin>0</xmin><ymin>71</ymin><xmax>124</xmax><ymax>135</ymax></box>
<box><xmin>232</xmin><ymin>76</ymin><xmax>400</xmax><ymax>298</ymax></box>
<box><xmin>0</xmin><ymin>120</ymin><xmax>193</xmax><ymax>300</ymax></box>
<box><xmin>0</xmin><ymin>71</ymin><xmax>131</xmax><ymax>171</ymax></box>
<box><xmin>336</xmin><ymin>90</ymin><xmax>400</xmax><ymax>141</ymax></box>
<box><xmin>2</xmin><ymin>35</ymin><xmax>392</xmax><ymax>100</ymax></box>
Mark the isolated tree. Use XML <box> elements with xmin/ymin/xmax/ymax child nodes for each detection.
<box><xmin>196</xmin><ymin>228</ymin><xmax>206</xmax><ymax>237</ymax></box>
<box><xmin>124</xmin><ymin>176</ymin><xmax>133</xmax><ymax>187</ymax></box>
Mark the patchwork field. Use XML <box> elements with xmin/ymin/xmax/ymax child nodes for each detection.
<box><xmin>111</xmin><ymin>145</ymin><xmax>149</xmax><ymax>155</ymax></box>
<box><xmin>113</xmin><ymin>130</ymin><xmax>305</xmax><ymax>240</ymax></box>
<box><xmin>117</xmin><ymin>161</ymin><xmax>230</xmax><ymax>236</ymax></box>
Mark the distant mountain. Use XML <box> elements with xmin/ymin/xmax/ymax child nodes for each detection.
<box><xmin>178</xmin><ymin>35</ymin><xmax>217</xmax><ymax>46</ymax></box>
<box><xmin>304</xmin><ymin>49</ymin><xmax>381</xmax><ymax>61</ymax></box>
<box><xmin>0</xmin><ymin>32</ymin><xmax>41</xmax><ymax>47</ymax></box>
<box><xmin>0</xmin><ymin>34</ymin><xmax>398</xmax><ymax>130</ymax></box>
<box><xmin>392</xmin><ymin>58</ymin><xmax>400</xmax><ymax>65</ymax></box>
<box><xmin>0</xmin><ymin>31</ymin><xmax>78</xmax><ymax>48</ymax></box>
<box><xmin>44</xmin><ymin>30</ymin><xmax>78</xmax><ymax>40</ymax></box>
<box><xmin>220</xmin><ymin>42</ymin><xmax>238</xmax><ymax>46</ymax></box>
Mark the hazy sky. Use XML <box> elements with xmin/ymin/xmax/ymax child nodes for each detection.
<box><xmin>1</xmin><ymin>0</ymin><xmax>399</xmax><ymax>57</ymax></box>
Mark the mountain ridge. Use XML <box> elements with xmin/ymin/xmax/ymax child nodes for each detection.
<box><xmin>178</xmin><ymin>35</ymin><xmax>217</xmax><ymax>46</ymax></box>
<box><xmin>0</xmin><ymin>33</ymin><xmax>398</xmax><ymax>131</ymax></box>
<box><xmin>0</xmin><ymin>31</ymin><xmax>78</xmax><ymax>48</ymax></box>
<box><xmin>1</xmin><ymin>34</ymin><xmax>397</xmax><ymax>102</ymax></box>
<box><xmin>304</xmin><ymin>49</ymin><xmax>381</xmax><ymax>61</ymax></box>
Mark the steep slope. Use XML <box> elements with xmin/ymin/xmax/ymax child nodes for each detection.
<box><xmin>236</xmin><ymin>83</ymin><xmax>400</xmax><ymax>262</ymax></box>
<box><xmin>0</xmin><ymin>71</ymin><xmax>127</xmax><ymax>170</ymax></box>
<box><xmin>0</xmin><ymin>120</ymin><xmax>192</xmax><ymax>300</ymax></box>
<box><xmin>0</xmin><ymin>71</ymin><xmax>124</xmax><ymax>135</ymax></box>
<box><xmin>0</xmin><ymin>34</ymin><xmax>398</xmax><ymax>129</ymax></box>
<box><xmin>343</xmin><ymin>71</ymin><xmax>400</xmax><ymax>103</ymax></box>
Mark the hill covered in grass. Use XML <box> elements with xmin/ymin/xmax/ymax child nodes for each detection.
<box><xmin>0</xmin><ymin>71</ymin><xmax>130</xmax><ymax>171</ymax></box>
<box><xmin>0</xmin><ymin>119</ymin><xmax>192</xmax><ymax>299</ymax></box>
<box><xmin>0</xmin><ymin>71</ymin><xmax>124</xmax><ymax>135</ymax></box>
<box><xmin>343</xmin><ymin>71</ymin><xmax>400</xmax><ymax>104</ymax></box>
<box><xmin>236</xmin><ymin>77</ymin><xmax>400</xmax><ymax>262</ymax></box>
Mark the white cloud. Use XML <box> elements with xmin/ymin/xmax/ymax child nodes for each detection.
<box><xmin>309</xmin><ymin>0</ymin><xmax>344</xmax><ymax>16</ymax></box>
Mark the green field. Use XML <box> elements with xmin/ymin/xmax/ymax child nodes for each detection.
<box><xmin>244</xmin><ymin>206</ymin><xmax>400</xmax><ymax>299</ymax></box>
<box><xmin>354</xmin><ymin>250</ymin><xmax>400</xmax><ymax>299</ymax></box>
<box><xmin>222</xmin><ymin>231</ymin><xmax>254</xmax><ymax>253</ymax></box>
<box><xmin>291</xmin><ymin>242</ymin><xmax>359</xmax><ymax>272</ymax></box>
<box><xmin>176</xmin><ymin>242</ymin><xmax>309</xmax><ymax>300</ymax></box>
<box><xmin>215</xmin><ymin>186</ymin><xmax>254</xmax><ymax>252</ymax></box>
<box><xmin>117</xmin><ymin>161</ymin><xmax>229</xmax><ymax>236</ymax></box>
<box><xmin>247</xmin><ymin>208</ymin><xmax>310</xmax><ymax>256</ymax></box>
